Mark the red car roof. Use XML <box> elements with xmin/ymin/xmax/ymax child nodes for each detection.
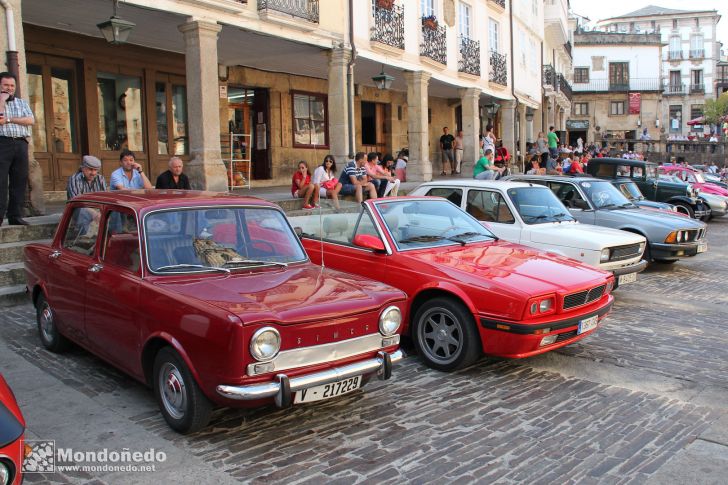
<box><xmin>69</xmin><ymin>190</ymin><xmax>276</xmax><ymax>212</ymax></box>
<box><xmin>0</xmin><ymin>374</ymin><xmax>24</xmax><ymax>426</ymax></box>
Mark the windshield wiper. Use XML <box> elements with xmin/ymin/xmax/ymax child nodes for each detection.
<box><xmin>399</xmin><ymin>235</ymin><xmax>444</xmax><ymax>244</ymax></box>
<box><xmin>523</xmin><ymin>214</ymin><xmax>551</xmax><ymax>222</ymax></box>
<box><xmin>619</xmin><ymin>202</ymin><xmax>636</xmax><ymax>208</ymax></box>
<box><xmin>551</xmin><ymin>212</ymin><xmax>571</xmax><ymax>219</ymax></box>
<box><xmin>223</xmin><ymin>259</ymin><xmax>289</xmax><ymax>268</ymax></box>
<box><xmin>598</xmin><ymin>203</ymin><xmax>618</xmax><ymax>209</ymax></box>
<box><xmin>446</xmin><ymin>231</ymin><xmax>491</xmax><ymax>245</ymax></box>
<box><xmin>155</xmin><ymin>263</ymin><xmax>230</xmax><ymax>274</ymax></box>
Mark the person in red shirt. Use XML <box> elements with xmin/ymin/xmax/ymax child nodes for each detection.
<box><xmin>569</xmin><ymin>155</ymin><xmax>584</xmax><ymax>174</ymax></box>
<box><xmin>291</xmin><ymin>161</ymin><xmax>319</xmax><ymax>210</ymax></box>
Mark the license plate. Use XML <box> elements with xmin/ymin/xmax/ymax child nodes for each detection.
<box><xmin>294</xmin><ymin>376</ymin><xmax>361</xmax><ymax>404</ymax></box>
<box><xmin>578</xmin><ymin>315</ymin><xmax>599</xmax><ymax>335</ymax></box>
<box><xmin>618</xmin><ymin>272</ymin><xmax>638</xmax><ymax>285</ymax></box>
<box><xmin>697</xmin><ymin>242</ymin><xmax>707</xmax><ymax>253</ymax></box>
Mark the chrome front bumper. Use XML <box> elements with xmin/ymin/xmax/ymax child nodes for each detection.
<box><xmin>609</xmin><ymin>258</ymin><xmax>648</xmax><ymax>277</ymax></box>
<box><xmin>216</xmin><ymin>349</ymin><xmax>404</xmax><ymax>407</ymax></box>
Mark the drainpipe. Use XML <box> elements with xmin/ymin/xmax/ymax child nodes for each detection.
<box><xmin>0</xmin><ymin>0</ymin><xmax>20</xmax><ymax>96</ymax></box>
<box><xmin>509</xmin><ymin>0</ymin><xmax>519</xmax><ymax>168</ymax></box>
<box><xmin>347</xmin><ymin>0</ymin><xmax>357</xmax><ymax>158</ymax></box>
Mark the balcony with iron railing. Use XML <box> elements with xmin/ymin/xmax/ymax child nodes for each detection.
<box><xmin>258</xmin><ymin>0</ymin><xmax>319</xmax><ymax>23</ymax></box>
<box><xmin>370</xmin><ymin>2</ymin><xmax>404</xmax><ymax>50</ymax></box>
<box><xmin>690</xmin><ymin>83</ymin><xmax>705</xmax><ymax>94</ymax></box>
<box><xmin>489</xmin><ymin>51</ymin><xmax>508</xmax><ymax>86</ymax></box>
<box><xmin>564</xmin><ymin>40</ymin><xmax>572</xmax><ymax>59</ymax></box>
<box><xmin>420</xmin><ymin>19</ymin><xmax>447</xmax><ymax>65</ymax></box>
<box><xmin>572</xmin><ymin>78</ymin><xmax>661</xmax><ymax>92</ymax></box>
<box><xmin>489</xmin><ymin>0</ymin><xmax>506</xmax><ymax>9</ymax></box>
<box><xmin>557</xmin><ymin>73</ymin><xmax>572</xmax><ymax>101</ymax></box>
<box><xmin>667</xmin><ymin>50</ymin><xmax>683</xmax><ymax>61</ymax></box>
<box><xmin>458</xmin><ymin>36</ymin><xmax>480</xmax><ymax>76</ymax></box>
<box><xmin>543</xmin><ymin>64</ymin><xmax>556</xmax><ymax>89</ymax></box>
<box><xmin>664</xmin><ymin>82</ymin><xmax>686</xmax><ymax>95</ymax></box>
<box><xmin>689</xmin><ymin>49</ymin><xmax>705</xmax><ymax>59</ymax></box>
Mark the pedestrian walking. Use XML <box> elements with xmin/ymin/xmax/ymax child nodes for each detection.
<box><xmin>0</xmin><ymin>72</ymin><xmax>35</xmax><ymax>225</ymax></box>
<box><xmin>439</xmin><ymin>127</ymin><xmax>455</xmax><ymax>175</ymax></box>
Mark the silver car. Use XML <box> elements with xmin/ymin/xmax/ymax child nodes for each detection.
<box><xmin>506</xmin><ymin>175</ymin><xmax>708</xmax><ymax>264</ymax></box>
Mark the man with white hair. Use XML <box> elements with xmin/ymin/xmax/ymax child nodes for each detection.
<box><xmin>155</xmin><ymin>156</ymin><xmax>191</xmax><ymax>189</ymax></box>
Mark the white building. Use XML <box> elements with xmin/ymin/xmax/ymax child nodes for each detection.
<box><xmin>543</xmin><ymin>0</ymin><xmax>573</xmax><ymax>137</ymax></box>
<box><xmin>597</xmin><ymin>6</ymin><xmax>722</xmax><ymax>135</ymax></box>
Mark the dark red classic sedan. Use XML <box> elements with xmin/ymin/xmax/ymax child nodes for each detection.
<box><xmin>291</xmin><ymin>198</ymin><xmax>615</xmax><ymax>371</ymax></box>
<box><xmin>0</xmin><ymin>374</ymin><xmax>27</xmax><ymax>485</ymax></box>
<box><xmin>24</xmin><ymin>191</ymin><xmax>405</xmax><ymax>434</ymax></box>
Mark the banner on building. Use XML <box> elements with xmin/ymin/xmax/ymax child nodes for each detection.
<box><xmin>628</xmin><ymin>93</ymin><xmax>641</xmax><ymax>115</ymax></box>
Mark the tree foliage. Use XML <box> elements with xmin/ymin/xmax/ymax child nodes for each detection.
<box><xmin>703</xmin><ymin>93</ymin><xmax>728</xmax><ymax>125</ymax></box>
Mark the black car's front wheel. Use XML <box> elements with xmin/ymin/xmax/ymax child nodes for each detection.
<box><xmin>412</xmin><ymin>297</ymin><xmax>480</xmax><ymax>372</ymax></box>
<box><xmin>153</xmin><ymin>347</ymin><xmax>213</xmax><ymax>434</ymax></box>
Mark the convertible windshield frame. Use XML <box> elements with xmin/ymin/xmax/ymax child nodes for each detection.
<box><xmin>372</xmin><ymin>198</ymin><xmax>497</xmax><ymax>252</ymax></box>
<box><xmin>142</xmin><ymin>205</ymin><xmax>308</xmax><ymax>275</ymax></box>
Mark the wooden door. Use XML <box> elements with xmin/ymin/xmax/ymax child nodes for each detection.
<box><xmin>361</xmin><ymin>102</ymin><xmax>389</xmax><ymax>155</ymax></box>
<box><xmin>253</xmin><ymin>88</ymin><xmax>271</xmax><ymax>179</ymax></box>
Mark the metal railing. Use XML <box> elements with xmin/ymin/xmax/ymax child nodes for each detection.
<box><xmin>689</xmin><ymin>49</ymin><xmax>705</xmax><ymax>59</ymax></box>
<box><xmin>664</xmin><ymin>83</ymin><xmax>686</xmax><ymax>95</ymax></box>
<box><xmin>489</xmin><ymin>51</ymin><xmax>508</xmax><ymax>86</ymax></box>
<box><xmin>258</xmin><ymin>0</ymin><xmax>319</xmax><ymax>23</ymax></box>
<box><xmin>572</xmin><ymin>78</ymin><xmax>661</xmax><ymax>92</ymax></box>
<box><xmin>490</xmin><ymin>0</ymin><xmax>506</xmax><ymax>8</ymax></box>
<box><xmin>458</xmin><ymin>36</ymin><xmax>480</xmax><ymax>76</ymax></box>
<box><xmin>690</xmin><ymin>83</ymin><xmax>705</xmax><ymax>93</ymax></box>
<box><xmin>371</xmin><ymin>3</ymin><xmax>404</xmax><ymax>49</ymax></box>
<box><xmin>564</xmin><ymin>40</ymin><xmax>572</xmax><ymax>58</ymax></box>
<box><xmin>420</xmin><ymin>22</ymin><xmax>447</xmax><ymax>65</ymax></box>
<box><xmin>543</xmin><ymin>64</ymin><xmax>555</xmax><ymax>88</ymax></box>
<box><xmin>557</xmin><ymin>73</ymin><xmax>572</xmax><ymax>100</ymax></box>
<box><xmin>667</xmin><ymin>50</ymin><xmax>683</xmax><ymax>61</ymax></box>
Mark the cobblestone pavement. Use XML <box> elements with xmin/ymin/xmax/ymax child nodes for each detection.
<box><xmin>1</xmin><ymin>220</ymin><xmax>727</xmax><ymax>484</ymax></box>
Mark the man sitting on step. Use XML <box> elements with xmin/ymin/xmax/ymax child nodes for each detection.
<box><xmin>67</xmin><ymin>155</ymin><xmax>107</xmax><ymax>200</ymax></box>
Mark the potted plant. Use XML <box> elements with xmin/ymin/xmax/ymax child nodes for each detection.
<box><xmin>376</xmin><ymin>0</ymin><xmax>394</xmax><ymax>10</ymax></box>
<box><xmin>422</xmin><ymin>15</ymin><xmax>438</xmax><ymax>30</ymax></box>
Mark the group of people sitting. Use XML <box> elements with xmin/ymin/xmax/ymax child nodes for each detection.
<box><xmin>522</xmin><ymin>148</ymin><xmax>591</xmax><ymax>176</ymax></box>
<box><xmin>291</xmin><ymin>151</ymin><xmax>406</xmax><ymax>210</ymax></box>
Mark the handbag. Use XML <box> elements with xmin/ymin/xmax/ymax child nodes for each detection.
<box><xmin>322</xmin><ymin>179</ymin><xmax>338</xmax><ymax>190</ymax></box>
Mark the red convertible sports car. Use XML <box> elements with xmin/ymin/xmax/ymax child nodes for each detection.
<box><xmin>0</xmin><ymin>374</ymin><xmax>27</xmax><ymax>485</ymax></box>
<box><xmin>24</xmin><ymin>191</ymin><xmax>406</xmax><ymax>433</ymax></box>
<box><xmin>290</xmin><ymin>197</ymin><xmax>615</xmax><ymax>371</ymax></box>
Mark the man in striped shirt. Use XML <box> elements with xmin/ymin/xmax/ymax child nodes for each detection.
<box><xmin>0</xmin><ymin>72</ymin><xmax>35</xmax><ymax>226</ymax></box>
<box><xmin>67</xmin><ymin>155</ymin><xmax>107</xmax><ymax>199</ymax></box>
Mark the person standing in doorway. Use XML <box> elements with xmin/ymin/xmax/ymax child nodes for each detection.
<box><xmin>0</xmin><ymin>72</ymin><xmax>35</xmax><ymax>225</ymax></box>
<box><xmin>547</xmin><ymin>126</ymin><xmax>559</xmax><ymax>160</ymax></box>
<box><xmin>439</xmin><ymin>127</ymin><xmax>455</xmax><ymax>176</ymax></box>
<box><xmin>453</xmin><ymin>129</ymin><xmax>464</xmax><ymax>175</ymax></box>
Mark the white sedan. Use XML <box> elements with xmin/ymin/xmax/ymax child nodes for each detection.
<box><xmin>410</xmin><ymin>180</ymin><xmax>647</xmax><ymax>286</ymax></box>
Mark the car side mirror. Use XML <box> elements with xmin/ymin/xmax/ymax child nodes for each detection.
<box><xmin>352</xmin><ymin>234</ymin><xmax>386</xmax><ymax>252</ymax></box>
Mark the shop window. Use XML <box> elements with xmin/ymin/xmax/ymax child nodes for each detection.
<box><xmin>51</xmin><ymin>68</ymin><xmax>78</xmax><ymax>153</ymax></box>
<box><xmin>155</xmin><ymin>82</ymin><xmax>188</xmax><ymax>155</ymax></box>
<box><xmin>292</xmin><ymin>92</ymin><xmax>327</xmax><ymax>147</ymax></box>
<box><xmin>26</xmin><ymin>65</ymin><xmax>47</xmax><ymax>152</ymax></box>
<box><xmin>97</xmin><ymin>72</ymin><xmax>144</xmax><ymax>152</ymax></box>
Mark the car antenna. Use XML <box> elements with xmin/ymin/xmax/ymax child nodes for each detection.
<box><xmin>314</xmin><ymin>141</ymin><xmax>325</xmax><ymax>270</ymax></box>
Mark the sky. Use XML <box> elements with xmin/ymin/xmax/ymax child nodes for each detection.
<box><xmin>570</xmin><ymin>1</ymin><xmax>728</xmax><ymax>49</ymax></box>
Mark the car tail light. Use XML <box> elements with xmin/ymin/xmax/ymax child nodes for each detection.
<box><xmin>526</xmin><ymin>295</ymin><xmax>556</xmax><ymax>318</ymax></box>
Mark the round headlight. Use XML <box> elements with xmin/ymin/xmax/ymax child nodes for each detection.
<box><xmin>379</xmin><ymin>306</ymin><xmax>402</xmax><ymax>336</ymax></box>
<box><xmin>0</xmin><ymin>461</ymin><xmax>11</xmax><ymax>485</ymax></box>
<box><xmin>250</xmin><ymin>327</ymin><xmax>281</xmax><ymax>362</ymax></box>
<box><xmin>600</xmin><ymin>248</ymin><xmax>611</xmax><ymax>262</ymax></box>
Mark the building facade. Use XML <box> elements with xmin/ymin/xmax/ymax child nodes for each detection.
<box><xmin>0</xmin><ymin>0</ymin><xmax>526</xmax><ymax>206</ymax></box>
<box><xmin>597</xmin><ymin>6</ymin><xmax>721</xmax><ymax>136</ymax></box>
<box><xmin>543</xmin><ymin>0</ymin><xmax>573</xmax><ymax>141</ymax></box>
<box><xmin>570</xmin><ymin>30</ymin><xmax>663</xmax><ymax>148</ymax></box>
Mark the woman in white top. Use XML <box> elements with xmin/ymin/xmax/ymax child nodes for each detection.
<box><xmin>482</xmin><ymin>124</ymin><xmax>496</xmax><ymax>154</ymax></box>
<box><xmin>312</xmin><ymin>154</ymin><xmax>342</xmax><ymax>209</ymax></box>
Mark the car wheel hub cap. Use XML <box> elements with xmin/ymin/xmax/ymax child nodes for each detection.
<box><xmin>41</xmin><ymin>305</ymin><xmax>54</xmax><ymax>341</ymax></box>
<box><xmin>160</xmin><ymin>364</ymin><xmax>186</xmax><ymax>420</ymax></box>
<box><xmin>421</xmin><ymin>309</ymin><xmax>461</xmax><ymax>364</ymax></box>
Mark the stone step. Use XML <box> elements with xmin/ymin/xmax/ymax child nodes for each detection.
<box><xmin>0</xmin><ymin>262</ymin><xmax>25</xmax><ymax>287</ymax></box>
<box><xmin>0</xmin><ymin>239</ymin><xmax>52</xmax><ymax>265</ymax></box>
<box><xmin>0</xmin><ymin>214</ymin><xmax>61</xmax><ymax>243</ymax></box>
<box><xmin>0</xmin><ymin>284</ymin><xmax>29</xmax><ymax>307</ymax></box>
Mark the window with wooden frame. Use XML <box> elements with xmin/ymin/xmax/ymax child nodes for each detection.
<box><xmin>608</xmin><ymin>62</ymin><xmax>629</xmax><ymax>88</ymax></box>
<box><xmin>574</xmin><ymin>67</ymin><xmax>589</xmax><ymax>83</ymax></box>
<box><xmin>574</xmin><ymin>102</ymin><xmax>589</xmax><ymax>116</ymax></box>
<box><xmin>609</xmin><ymin>101</ymin><xmax>626</xmax><ymax>116</ymax></box>
<box><xmin>292</xmin><ymin>92</ymin><xmax>328</xmax><ymax>148</ymax></box>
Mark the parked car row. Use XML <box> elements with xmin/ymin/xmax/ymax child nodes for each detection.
<box><xmin>20</xmin><ymin>176</ymin><xmax>710</xmax><ymax>435</ymax></box>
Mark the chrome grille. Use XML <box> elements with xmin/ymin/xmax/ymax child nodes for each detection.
<box><xmin>609</xmin><ymin>244</ymin><xmax>642</xmax><ymax>262</ymax></box>
<box><xmin>563</xmin><ymin>284</ymin><xmax>607</xmax><ymax>310</ymax></box>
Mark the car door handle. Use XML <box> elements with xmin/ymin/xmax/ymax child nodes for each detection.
<box><xmin>49</xmin><ymin>250</ymin><xmax>61</xmax><ymax>259</ymax></box>
<box><xmin>88</xmin><ymin>264</ymin><xmax>104</xmax><ymax>273</ymax></box>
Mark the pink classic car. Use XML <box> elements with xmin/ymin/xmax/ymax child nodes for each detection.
<box><xmin>660</xmin><ymin>165</ymin><xmax>728</xmax><ymax>198</ymax></box>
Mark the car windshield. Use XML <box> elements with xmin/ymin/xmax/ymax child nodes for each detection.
<box><xmin>144</xmin><ymin>206</ymin><xmax>307</xmax><ymax>273</ymax></box>
<box><xmin>615</xmin><ymin>182</ymin><xmax>644</xmax><ymax>201</ymax></box>
<box><xmin>579</xmin><ymin>180</ymin><xmax>632</xmax><ymax>209</ymax></box>
<box><xmin>506</xmin><ymin>187</ymin><xmax>574</xmax><ymax>224</ymax></box>
<box><xmin>374</xmin><ymin>199</ymin><xmax>497</xmax><ymax>250</ymax></box>
<box><xmin>692</xmin><ymin>172</ymin><xmax>705</xmax><ymax>183</ymax></box>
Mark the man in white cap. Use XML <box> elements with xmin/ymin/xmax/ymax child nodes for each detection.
<box><xmin>67</xmin><ymin>155</ymin><xmax>107</xmax><ymax>199</ymax></box>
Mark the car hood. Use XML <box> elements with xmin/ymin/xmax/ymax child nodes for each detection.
<box><xmin>154</xmin><ymin>265</ymin><xmax>403</xmax><ymax>325</ymax></box>
<box><xmin>635</xmin><ymin>200</ymin><xmax>675</xmax><ymax>211</ymax></box>
<box><xmin>609</xmin><ymin>207</ymin><xmax>705</xmax><ymax>228</ymax></box>
<box><xmin>0</xmin><ymin>375</ymin><xmax>24</xmax><ymax>448</ymax></box>
<box><xmin>527</xmin><ymin>222</ymin><xmax>644</xmax><ymax>249</ymax></box>
<box><xmin>404</xmin><ymin>240</ymin><xmax>609</xmax><ymax>296</ymax></box>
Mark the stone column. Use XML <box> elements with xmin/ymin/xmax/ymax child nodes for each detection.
<box><xmin>500</xmin><ymin>100</ymin><xmax>517</xmax><ymax>159</ymax></box>
<box><xmin>179</xmin><ymin>20</ymin><xmax>228</xmax><ymax>191</ymax></box>
<box><xmin>459</xmin><ymin>87</ymin><xmax>480</xmax><ymax>175</ymax></box>
<box><xmin>404</xmin><ymin>71</ymin><xmax>432</xmax><ymax>181</ymax></box>
<box><xmin>518</xmin><ymin>104</ymin><xmax>527</xmax><ymax>160</ymax></box>
<box><xmin>327</xmin><ymin>47</ymin><xmax>350</xmax><ymax>164</ymax></box>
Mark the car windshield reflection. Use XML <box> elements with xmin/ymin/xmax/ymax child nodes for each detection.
<box><xmin>579</xmin><ymin>181</ymin><xmax>632</xmax><ymax>209</ymax></box>
<box><xmin>144</xmin><ymin>207</ymin><xmax>307</xmax><ymax>273</ymax></box>
<box><xmin>506</xmin><ymin>187</ymin><xmax>575</xmax><ymax>224</ymax></box>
